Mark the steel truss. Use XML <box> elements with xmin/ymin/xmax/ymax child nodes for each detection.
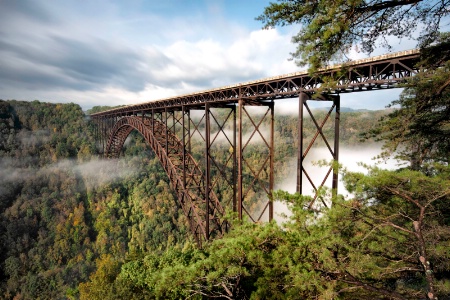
<box><xmin>297</xmin><ymin>93</ymin><xmax>340</xmax><ymax>209</ymax></box>
<box><xmin>91</xmin><ymin>49</ymin><xmax>421</xmax><ymax>244</ymax></box>
<box><xmin>238</xmin><ymin>99</ymin><xmax>274</xmax><ymax>222</ymax></box>
<box><xmin>95</xmin><ymin>99</ymin><xmax>276</xmax><ymax>245</ymax></box>
<box><xmin>91</xmin><ymin>49</ymin><xmax>419</xmax><ymax>117</ymax></box>
<box><xmin>104</xmin><ymin>115</ymin><xmax>226</xmax><ymax>246</ymax></box>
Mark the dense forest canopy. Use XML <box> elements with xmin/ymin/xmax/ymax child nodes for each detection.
<box><xmin>0</xmin><ymin>98</ymin><xmax>448</xmax><ymax>299</ymax></box>
<box><xmin>0</xmin><ymin>2</ymin><xmax>449</xmax><ymax>299</ymax></box>
<box><xmin>0</xmin><ymin>100</ymin><xmax>189</xmax><ymax>299</ymax></box>
<box><xmin>0</xmin><ymin>5</ymin><xmax>450</xmax><ymax>299</ymax></box>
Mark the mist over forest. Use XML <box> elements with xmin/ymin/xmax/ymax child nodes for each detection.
<box><xmin>1</xmin><ymin>96</ymin><xmax>448</xmax><ymax>299</ymax></box>
<box><xmin>0</xmin><ymin>99</ymin><xmax>382</xmax><ymax>297</ymax></box>
<box><xmin>1</xmin><ymin>0</ymin><xmax>450</xmax><ymax>297</ymax></box>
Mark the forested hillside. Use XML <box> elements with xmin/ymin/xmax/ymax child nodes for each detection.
<box><xmin>0</xmin><ymin>100</ymin><xmax>189</xmax><ymax>299</ymax></box>
<box><xmin>1</xmin><ymin>99</ymin><xmax>448</xmax><ymax>299</ymax></box>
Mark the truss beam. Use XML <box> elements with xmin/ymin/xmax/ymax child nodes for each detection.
<box><xmin>91</xmin><ymin>50</ymin><xmax>421</xmax><ymax>244</ymax></box>
<box><xmin>91</xmin><ymin>50</ymin><xmax>419</xmax><ymax>118</ymax></box>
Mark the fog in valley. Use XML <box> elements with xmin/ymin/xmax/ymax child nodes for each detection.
<box><xmin>273</xmin><ymin>143</ymin><xmax>401</xmax><ymax>222</ymax></box>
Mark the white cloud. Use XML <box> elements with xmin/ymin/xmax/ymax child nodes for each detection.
<box><xmin>0</xmin><ymin>0</ymin><xmax>420</xmax><ymax>111</ymax></box>
<box><xmin>150</xmin><ymin>28</ymin><xmax>298</xmax><ymax>89</ymax></box>
<box><xmin>0</xmin><ymin>0</ymin><xmax>301</xmax><ymax>110</ymax></box>
<box><xmin>1</xmin><ymin>25</ymin><xmax>302</xmax><ymax>110</ymax></box>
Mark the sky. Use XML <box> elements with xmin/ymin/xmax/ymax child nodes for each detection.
<box><xmin>0</xmin><ymin>0</ymin><xmax>432</xmax><ymax>111</ymax></box>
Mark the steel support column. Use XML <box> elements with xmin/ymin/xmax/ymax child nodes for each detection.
<box><xmin>332</xmin><ymin>97</ymin><xmax>340</xmax><ymax>198</ymax></box>
<box><xmin>102</xmin><ymin>117</ymin><xmax>105</xmax><ymax>154</ymax></box>
<box><xmin>297</xmin><ymin>92</ymin><xmax>307</xmax><ymax>193</ymax></box>
<box><xmin>232</xmin><ymin>105</ymin><xmax>237</xmax><ymax>214</ymax></box>
<box><xmin>205</xmin><ymin>103</ymin><xmax>211</xmax><ymax>240</ymax></box>
<box><xmin>187</xmin><ymin>110</ymin><xmax>191</xmax><ymax>154</ymax></box>
<box><xmin>165</xmin><ymin>108</ymin><xmax>169</xmax><ymax>153</ymax></box>
<box><xmin>151</xmin><ymin>109</ymin><xmax>155</xmax><ymax>132</ymax></box>
<box><xmin>237</xmin><ymin>98</ymin><xmax>243</xmax><ymax>220</ymax></box>
<box><xmin>182</xmin><ymin>106</ymin><xmax>187</xmax><ymax>189</ymax></box>
<box><xmin>269</xmin><ymin>100</ymin><xmax>274</xmax><ymax>221</ymax></box>
<box><xmin>297</xmin><ymin>93</ymin><xmax>341</xmax><ymax>208</ymax></box>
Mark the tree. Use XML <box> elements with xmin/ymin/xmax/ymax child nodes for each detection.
<box><xmin>86</xmin><ymin>105</ymin><xmax>124</xmax><ymax>115</ymax></box>
<box><xmin>340</xmin><ymin>166</ymin><xmax>450</xmax><ymax>299</ymax></box>
<box><xmin>257</xmin><ymin>0</ymin><xmax>450</xmax><ymax>71</ymax></box>
<box><xmin>78</xmin><ymin>255</ymin><xmax>123</xmax><ymax>300</ymax></box>
<box><xmin>81</xmin><ymin>167</ymin><xmax>450</xmax><ymax>300</ymax></box>
<box><xmin>111</xmin><ymin>222</ymin><xmax>289</xmax><ymax>300</ymax></box>
<box><xmin>367</xmin><ymin>33</ymin><xmax>450</xmax><ymax>168</ymax></box>
<box><xmin>274</xmin><ymin>180</ymin><xmax>450</xmax><ymax>300</ymax></box>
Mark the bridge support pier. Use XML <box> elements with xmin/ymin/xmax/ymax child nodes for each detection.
<box><xmin>297</xmin><ymin>92</ymin><xmax>340</xmax><ymax>208</ymax></box>
<box><xmin>237</xmin><ymin>99</ymin><xmax>243</xmax><ymax>220</ymax></box>
<box><xmin>205</xmin><ymin>103</ymin><xmax>211</xmax><ymax>240</ymax></box>
<box><xmin>91</xmin><ymin>49</ymin><xmax>420</xmax><ymax>244</ymax></box>
<box><xmin>237</xmin><ymin>99</ymin><xmax>274</xmax><ymax>222</ymax></box>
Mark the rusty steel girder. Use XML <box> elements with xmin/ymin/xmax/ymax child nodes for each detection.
<box><xmin>237</xmin><ymin>99</ymin><xmax>274</xmax><ymax>222</ymax></box>
<box><xmin>297</xmin><ymin>93</ymin><xmax>340</xmax><ymax>209</ymax></box>
<box><xmin>91</xmin><ymin>49</ymin><xmax>419</xmax><ymax>118</ymax></box>
<box><xmin>91</xmin><ymin>49</ymin><xmax>422</xmax><ymax>244</ymax></box>
<box><xmin>105</xmin><ymin>115</ymin><xmax>226</xmax><ymax>246</ymax></box>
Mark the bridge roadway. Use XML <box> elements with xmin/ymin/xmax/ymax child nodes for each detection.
<box><xmin>91</xmin><ymin>49</ymin><xmax>420</xmax><ymax>246</ymax></box>
<box><xmin>92</xmin><ymin>49</ymin><xmax>419</xmax><ymax>116</ymax></box>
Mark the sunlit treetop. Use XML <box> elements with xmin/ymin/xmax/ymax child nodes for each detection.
<box><xmin>257</xmin><ymin>0</ymin><xmax>450</xmax><ymax>71</ymax></box>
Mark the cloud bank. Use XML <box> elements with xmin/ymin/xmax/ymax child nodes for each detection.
<box><xmin>0</xmin><ymin>1</ymin><xmax>301</xmax><ymax>109</ymax></box>
<box><xmin>0</xmin><ymin>1</ymin><xmax>423</xmax><ymax>110</ymax></box>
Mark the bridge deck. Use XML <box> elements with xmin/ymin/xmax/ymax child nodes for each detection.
<box><xmin>89</xmin><ymin>50</ymin><xmax>423</xmax><ymax>244</ymax></box>
<box><xmin>91</xmin><ymin>49</ymin><xmax>420</xmax><ymax>117</ymax></box>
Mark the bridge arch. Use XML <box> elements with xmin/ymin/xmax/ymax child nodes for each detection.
<box><xmin>105</xmin><ymin>116</ymin><xmax>226</xmax><ymax>246</ymax></box>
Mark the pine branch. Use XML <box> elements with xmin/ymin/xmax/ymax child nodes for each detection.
<box><xmin>436</xmin><ymin>76</ymin><xmax>450</xmax><ymax>95</ymax></box>
<box><xmin>342</xmin><ymin>271</ymin><xmax>407</xmax><ymax>300</ymax></box>
<box><xmin>358</xmin><ymin>0</ymin><xmax>423</xmax><ymax>13</ymax></box>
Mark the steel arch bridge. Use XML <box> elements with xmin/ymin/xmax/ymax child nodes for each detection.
<box><xmin>91</xmin><ymin>49</ymin><xmax>420</xmax><ymax>246</ymax></box>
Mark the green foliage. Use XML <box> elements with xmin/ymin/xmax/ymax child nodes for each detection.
<box><xmin>257</xmin><ymin>0</ymin><xmax>449</xmax><ymax>71</ymax></box>
<box><xmin>0</xmin><ymin>100</ymin><xmax>188</xmax><ymax>299</ymax></box>
<box><xmin>2</xmin><ymin>98</ymin><xmax>448</xmax><ymax>300</ymax></box>
<box><xmin>366</xmin><ymin>34</ymin><xmax>450</xmax><ymax>168</ymax></box>
<box><xmin>0</xmin><ymin>100</ymin><xmax>98</xmax><ymax>299</ymax></box>
<box><xmin>78</xmin><ymin>254</ymin><xmax>133</xmax><ymax>300</ymax></box>
<box><xmin>81</xmin><ymin>164</ymin><xmax>450</xmax><ymax>299</ymax></box>
<box><xmin>85</xmin><ymin>105</ymin><xmax>125</xmax><ymax>115</ymax></box>
<box><xmin>341</xmin><ymin>166</ymin><xmax>450</xmax><ymax>298</ymax></box>
<box><xmin>83</xmin><ymin>221</ymin><xmax>290</xmax><ymax>299</ymax></box>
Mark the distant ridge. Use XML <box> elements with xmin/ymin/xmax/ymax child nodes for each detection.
<box><xmin>313</xmin><ymin>107</ymin><xmax>372</xmax><ymax>112</ymax></box>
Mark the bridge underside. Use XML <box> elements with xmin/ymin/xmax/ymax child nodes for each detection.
<box><xmin>94</xmin><ymin>93</ymin><xmax>342</xmax><ymax>245</ymax></box>
<box><xmin>91</xmin><ymin>50</ymin><xmax>419</xmax><ymax>245</ymax></box>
